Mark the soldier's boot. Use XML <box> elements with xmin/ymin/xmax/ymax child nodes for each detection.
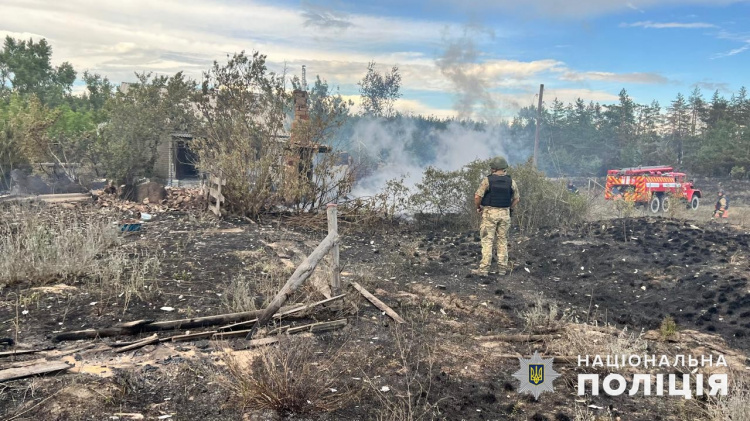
<box><xmin>471</xmin><ymin>268</ymin><xmax>489</xmax><ymax>277</ymax></box>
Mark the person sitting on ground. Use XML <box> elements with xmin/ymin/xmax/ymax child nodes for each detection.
<box><xmin>713</xmin><ymin>190</ymin><xmax>729</xmax><ymax>218</ymax></box>
<box><xmin>567</xmin><ymin>181</ymin><xmax>579</xmax><ymax>194</ymax></box>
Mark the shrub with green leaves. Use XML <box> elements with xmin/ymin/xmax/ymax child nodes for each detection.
<box><xmin>404</xmin><ymin>158</ymin><xmax>588</xmax><ymax>232</ymax></box>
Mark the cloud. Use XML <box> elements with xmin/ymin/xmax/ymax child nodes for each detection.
<box><xmin>560</xmin><ymin>70</ymin><xmax>669</xmax><ymax>84</ymax></box>
<box><xmin>693</xmin><ymin>81</ymin><xmax>731</xmax><ymax>92</ymax></box>
<box><xmin>712</xmin><ymin>42</ymin><xmax>750</xmax><ymax>58</ymax></box>
<box><xmin>431</xmin><ymin>0</ymin><xmax>745</xmax><ymax>19</ymax></box>
<box><xmin>301</xmin><ymin>2</ymin><xmax>354</xmax><ymax>30</ymax></box>
<box><xmin>620</xmin><ymin>21</ymin><xmax>717</xmax><ymax>29</ymax></box>
<box><xmin>712</xmin><ymin>30</ymin><xmax>750</xmax><ymax>58</ymax></box>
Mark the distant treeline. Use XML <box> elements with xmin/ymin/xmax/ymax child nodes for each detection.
<box><xmin>2</xmin><ymin>35</ymin><xmax>749</xmax><ymax>192</ymax></box>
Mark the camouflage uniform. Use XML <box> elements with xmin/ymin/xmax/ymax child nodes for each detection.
<box><xmin>713</xmin><ymin>196</ymin><xmax>728</xmax><ymax>218</ymax></box>
<box><xmin>475</xmin><ymin>175</ymin><xmax>519</xmax><ymax>274</ymax></box>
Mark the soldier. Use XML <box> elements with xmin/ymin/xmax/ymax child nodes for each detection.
<box><xmin>713</xmin><ymin>189</ymin><xmax>729</xmax><ymax>218</ymax></box>
<box><xmin>472</xmin><ymin>157</ymin><xmax>520</xmax><ymax>277</ymax></box>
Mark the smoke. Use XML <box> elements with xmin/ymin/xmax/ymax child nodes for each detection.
<box><xmin>349</xmin><ymin>117</ymin><xmax>519</xmax><ymax>197</ymax></box>
<box><xmin>436</xmin><ymin>26</ymin><xmax>499</xmax><ymax>121</ymax></box>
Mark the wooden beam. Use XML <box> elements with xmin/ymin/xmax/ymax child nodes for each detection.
<box><xmin>0</xmin><ymin>362</ymin><xmax>71</xmax><ymax>382</ymax></box>
<box><xmin>248</xmin><ymin>232</ymin><xmax>339</xmax><ymax>338</ymax></box>
<box><xmin>287</xmin><ymin>319</ymin><xmax>347</xmax><ymax>334</ymax></box>
<box><xmin>350</xmin><ymin>282</ymin><xmax>405</xmax><ymax>324</ymax></box>
<box><xmin>170</xmin><ymin>331</ymin><xmax>216</xmax><ymax>342</ymax></box>
<box><xmin>114</xmin><ymin>334</ymin><xmax>159</xmax><ymax>353</ymax></box>
<box><xmin>53</xmin><ymin>304</ymin><xmax>302</xmax><ymax>342</ymax></box>
<box><xmin>474</xmin><ymin>334</ymin><xmax>561</xmax><ymax>343</ymax></box>
<box><xmin>0</xmin><ymin>348</ymin><xmax>50</xmax><ymax>358</ymax></box>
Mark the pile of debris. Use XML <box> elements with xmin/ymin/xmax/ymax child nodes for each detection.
<box><xmin>95</xmin><ymin>182</ymin><xmax>206</xmax><ymax>213</ymax></box>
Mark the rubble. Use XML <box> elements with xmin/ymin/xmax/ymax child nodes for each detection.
<box><xmin>94</xmin><ymin>187</ymin><xmax>207</xmax><ymax>214</ymax></box>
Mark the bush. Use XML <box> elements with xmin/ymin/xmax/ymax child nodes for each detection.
<box><xmin>730</xmin><ymin>165</ymin><xmax>746</xmax><ymax>180</ymax></box>
<box><xmin>402</xmin><ymin>158</ymin><xmax>587</xmax><ymax>232</ymax></box>
<box><xmin>509</xmin><ymin>160</ymin><xmax>588</xmax><ymax>232</ymax></box>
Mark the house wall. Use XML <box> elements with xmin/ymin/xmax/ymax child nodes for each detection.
<box><xmin>153</xmin><ymin>136</ymin><xmax>173</xmax><ymax>183</ymax></box>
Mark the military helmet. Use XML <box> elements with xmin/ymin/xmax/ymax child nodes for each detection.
<box><xmin>489</xmin><ymin>156</ymin><xmax>509</xmax><ymax>170</ymax></box>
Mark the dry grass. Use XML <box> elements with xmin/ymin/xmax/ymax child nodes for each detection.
<box><xmin>705</xmin><ymin>372</ymin><xmax>750</xmax><ymax>421</ymax></box>
<box><xmin>550</xmin><ymin>324</ymin><xmax>647</xmax><ymax>358</ymax></box>
<box><xmin>0</xmin><ymin>203</ymin><xmax>161</xmax><ymax>313</ymax></box>
<box><xmin>519</xmin><ymin>293</ymin><xmax>572</xmax><ymax>334</ymax></box>
<box><xmin>369</xmin><ymin>322</ymin><xmax>446</xmax><ymax>421</ymax></box>
<box><xmin>221</xmin><ymin>274</ymin><xmax>264</xmax><ymax>312</ymax></box>
<box><xmin>221</xmin><ymin>336</ymin><xmax>357</xmax><ymax>417</ymax></box>
<box><xmin>0</xmin><ymin>203</ymin><xmax>119</xmax><ymax>285</ymax></box>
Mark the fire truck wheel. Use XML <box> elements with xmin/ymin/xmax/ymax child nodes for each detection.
<box><xmin>660</xmin><ymin>196</ymin><xmax>670</xmax><ymax>212</ymax></box>
<box><xmin>649</xmin><ymin>196</ymin><xmax>661</xmax><ymax>213</ymax></box>
<box><xmin>689</xmin><ymin>196</ymin><xmax>699</xmax><ymax>210</ymax></box>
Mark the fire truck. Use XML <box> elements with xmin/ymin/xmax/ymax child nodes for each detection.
<box><xmin>604</xmin><ymin>166</ymin><xmax>702</xmax><ymax>213</ymax></box>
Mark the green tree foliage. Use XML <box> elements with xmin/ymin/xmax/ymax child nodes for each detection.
<box><xmin>0</xmin><ymin>36</ymin><xmax>76</xmax><ymax>106</ymax></box>
<box><xmin>358</xmin><ymin>61</ymin><xmax>402</xmax><ymax>118</ymax></box>
<box><xmin>192</xmin><ymin>51</ymin><xmax>288</xmax><ymax>216</ymax></box>
<box><xmin>95</xmin><ymin>72</ymin><xmax>196</xmax><ymax>184</ymax></box>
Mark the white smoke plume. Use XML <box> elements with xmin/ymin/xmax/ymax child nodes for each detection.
<box><xmin>349</xmin><ymin>117</ymin><xmax>516</xmax><ymax>197</ymax></box>
<box><xmin>436</xmin><ymin>26</ymin><xmax>499</xmax><ymax>121</ymax></box>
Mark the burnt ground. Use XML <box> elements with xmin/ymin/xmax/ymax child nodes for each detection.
<box><xmin>1</xmin><ymin>203</ymin><xmax>750</xmax><ymax>421</ymax></box>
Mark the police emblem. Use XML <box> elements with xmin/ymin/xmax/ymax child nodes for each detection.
<box><xmin>512</xmin><ymin>351</ymin><xmax>560</xmax><ymax>400</ymax></box>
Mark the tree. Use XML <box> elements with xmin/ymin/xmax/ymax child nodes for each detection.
<box><xmin>192</xmin><ymin>51</ymin><xmax>288</xmax><ymax>216</ymax></box>
<box><xmin>96</xmin><ymin>72</ymin><xmax>196</xmax><ymax>184</ymax></box>
<box><xmin>358</xmin><ymin>61</ymin><xmax>401</xmax><ymax>118</ymax></box>
<box><xmin>0</xmin><ymin>36</ymin><xmax>76</xmax><ymax>106</ymax></box>
<box><xmin>668</xmin><ymin>93</ymin><xmax>689</xmax><ymax>165</ymax></box>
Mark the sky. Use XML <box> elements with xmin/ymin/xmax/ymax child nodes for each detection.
<box><xmin>2</xmin><ymin>0</ymin><xmax>749</xmax><ymax>120</ymax></box>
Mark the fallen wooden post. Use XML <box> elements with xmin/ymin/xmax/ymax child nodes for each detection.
<box><xmin>54</xmin><ymin>304</ymin><xmax>303</xmax><ymax>342</ymax></box>
<box><xmin>350</xmin><ymin>282</ymin><xmax>405</xmax><ymax>324</ymax></box>
<box><xmin>248</xmin><ymin>232</ymin><xmax>339</xmax><ymax>338</ymax></box>
<box><xmin>0</xmin><ymin>348</ymin><xmax>51</xmax><ymax>358</ymax></box>
<box><xmin>474</xmin><ymin>334</ymin><xmax>561</xmax><ymax>343</ymax></box>
<box><xmin>170</xmin><ymin>331</ymin><xmax>216</xmax><ymax>342</ymax></box>
<box><xmin>114</xmin><ymin>334</ymin><xmax>159</xmax><ymax>353</ymax></box>
<box><xmin>217</xmin><ymin>294</ymin><xmax>346</xmax><ymax>332</ymax></box>
<box><xmin>287</xmin><ymin>319</ymin><xmax>347</xmax><ymax>334</ymax></box>
<box><xmin>0</xmin><ymin>362</ymin><xmax>71</xmax><ymax>382</ymax></box>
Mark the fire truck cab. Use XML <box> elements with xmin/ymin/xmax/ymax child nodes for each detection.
<box><xmin>605</xmin><ymin>166</ymin><xmax>701</xmax><ymax>214</ymax></box>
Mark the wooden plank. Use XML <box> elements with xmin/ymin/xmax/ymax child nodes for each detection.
<box><xmin>114</xmin><ymin>334</ymin><xmax>159</xmax><ymax>353</ymax></box>
<box><xmin>350</xmin><ymin>282</ymin><xmax>405</xmax><ymax>324</ymax></box>
<box><xmin>54</xmin><ymin>304</ymin><xmax>303</xmax><ymax>342</ymax></box>
<box><xmin>474</xmin><ymin>334</ymin><xmax>560</xmax><ymax>343</ymax></box>
<box><xmin>115</xmin><ymin>319</ymin><xmax>154</xmax><ymax>328</ymax></box>
<box><xmin>170</xmin><ymin>331</ymin><xmax>216</xmax><ymax>342</ymax></box>
<box><xmin>0</xmin><ymin>348</ymin><xmax>49</xmax><ymax>358</ymax></box>
<box><xmin>0</xmin><ymin>362</ymin><xmax>71</xmax><ymax>382</ymax></box>
<box><xmin>287</xmin><ymin>319</ymin><xmax>347</xmax><ymax>334</ymax></box>
<box><xmin>217</xmin><ymin>318</ymin><xmax>258</xmax><ymax>332</ymax></box>
<box><xmin>248</xmin><ymin>233</ymin><xmax>339</xmax><ymax>338</ymax></box>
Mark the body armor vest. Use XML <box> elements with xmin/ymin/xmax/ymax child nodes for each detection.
<box><xmin>481</xmin><ymin>174</ymin><xmax>513</xmax><ymax>208</ymax></box>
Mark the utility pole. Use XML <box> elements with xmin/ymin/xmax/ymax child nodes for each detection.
<box><xmin>533</xmin><ymin>84</ymin><xmax>544</xmax><ymax>168</ymax></box>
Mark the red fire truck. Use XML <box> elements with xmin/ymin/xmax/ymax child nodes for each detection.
<box><xmin>604</xmin><ymin>166</ymin><xmax>702</xmax><ymax>213</ymax></box>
